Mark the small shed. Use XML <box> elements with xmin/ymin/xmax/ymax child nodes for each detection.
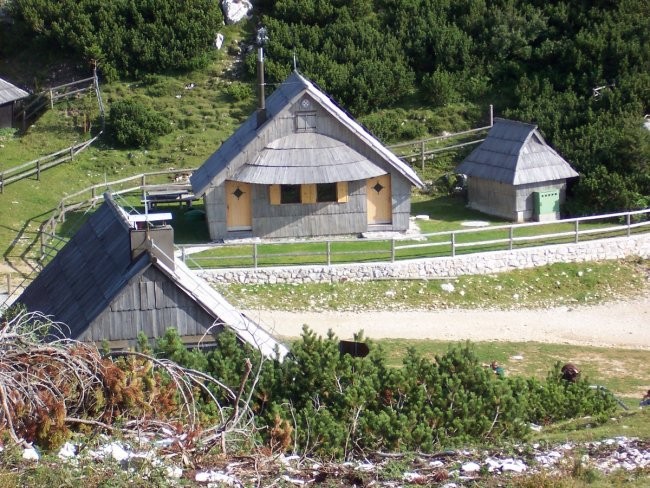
<box><xmin>0</xmin><ymin>77</ymin><xmax>28</xmax><ymax>129</ymax></box>
<box><xmin>16</xmin><ymin>194</ymin><xmax>287</xmax><ymax>358</ymax></box>
<box><xmin>456</xmin><ymin>118</ymin><xmax>579</xmax><ymax>222</ymax></box>
<box><xmin>191</xmin><ymin>70</ymin><xmax>423</xmax><ymax>240</ymax></box>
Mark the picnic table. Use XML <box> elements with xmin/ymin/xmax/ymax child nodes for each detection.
<box><xmin>142</xmin><ymin>189</ymin><xmax>199</xmax><ymax>210</ymax></box>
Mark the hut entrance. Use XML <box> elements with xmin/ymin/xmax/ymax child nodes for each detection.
<box><xmin>226</xmin><ymin>181</ymin><xmax>252</xmax><ymax>230</ymax></box>
<box><xmin>366</xmin><ymin>175</ymin><xmax>392</xmax><ymax>225</ymax></box>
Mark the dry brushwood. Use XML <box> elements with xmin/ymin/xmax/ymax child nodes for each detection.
<box><xmin>0</xmin><ymin>311</ymin><xmax>257</xmax><ymax>453</ymax></box>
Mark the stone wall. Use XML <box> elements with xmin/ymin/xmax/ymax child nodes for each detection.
<box><xmin>198</xmin><ymin>234</ymin><xmax>650</xmax><ymax>285</ymax></box>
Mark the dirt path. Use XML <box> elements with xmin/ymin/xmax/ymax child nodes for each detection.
<box><xmin>244</xmin><ymin>295</ymin><xmax>650</xmax><ymax>349</ymax></box>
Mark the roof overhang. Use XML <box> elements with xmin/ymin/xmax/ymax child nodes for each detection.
<box><xmin>232</xmin><ymin>133</ymin><xmax>386</xmax><ymax>184</ymax></box>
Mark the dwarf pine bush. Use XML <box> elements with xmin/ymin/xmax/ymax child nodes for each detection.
<box><xmin>154</xmin><ymin>328</ymin><xmax>617</xmax><ymax>458</ymax></box>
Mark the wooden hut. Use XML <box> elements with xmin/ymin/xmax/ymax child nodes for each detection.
<box><xmin>0</xmin><ymin>77</ymin><xmax>28</xmax><ymax>128</ymax></box>
<box><xmin>456</xmin><ymin>118</ymin><xmax>579</xmax><ymax>222</ymax></box>
<box><xmin>191</xmin><ymin>70</ymin><xmax>424</xmax><ymax>240</ymax></box>
<box><xmin>16</xmin><ymin>193</ymin><xmax>287</xmax><ymax>357</ymax></box>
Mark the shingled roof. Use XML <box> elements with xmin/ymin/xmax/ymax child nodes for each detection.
<box><xmin>0</xmin><ymin>77</ymin><xmax>28</xmax><ymax>105</ymax></box>
<box><xmin>17</xmin><ymin>194</ymin><xmax>287</xmax><ymax>358</ymax></box>
<box><xmin>191</xmin><ymin>71</ymin><xmax>423</xmax><ymax>194</ymax></box>
<box><xmin>456</xmin><ymin>118</ymin><xmax>578</xmax><ymax>185</ymax></box>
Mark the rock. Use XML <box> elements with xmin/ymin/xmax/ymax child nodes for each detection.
<box><xmin>22</xmin><ymin>447</ymin><xmax>39</xmax><ymax>461</ymax></box>
<box><xmin>441</xmin><ymin>282</ymin><xmax>455</xmax><ymax>292</ymax></box>
<box><xmin>214</xmin><ymin>32</ymin><xmax>225</xmax><ymax>50</ymax></box>
<box><xmin>461</xmin><ymin>461</ymin><xmax>480</xmax><ymax>473</ymax></box>
<box><xmin>58</xmin><ymin>442</ymin><xmax>76</xmax><ymax>459</ymax></box>
<box><xmin>222</xmin><ymin>0</ymin><xmax>253</xmax><ymax>24</ymax></box>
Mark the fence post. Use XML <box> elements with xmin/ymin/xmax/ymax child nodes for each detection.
<box><xmin>59</xmin><ymin>201</ymin><xmax>66</xmax><ymax>223</ymax></box>
<box><xmin>40</xmin><ymin>229</ymin><xmax>45</xmax><ymax>261</ymax></box>
<box><xmin>451</xmin><ymin>232</ymin><xmax>456</xmax><ymax>257</ymax></box>
<box><xmin>420</xmin><ymin>141</ymin><xmax>425</xmax><ymax>170</ymax></box>
<box><xmin>326</xmin><ymin>241</ymin><xmax>331</xmax><ymax>266</ymax></box>
<box><xmin>253</xmin><ymin>242</ymin><xmax>258</xmax><ymax>269</ymax></box>
<box><xmin>70</xmin><ymin>146</ymin><xmax>74</xmax><ymax>160</ymax></box>
<box><xmin>37</xmin><ymin>160</ymin><xmax>41</xmax><ymax>180</ymax></box>
<box><xmin>574</xmin><ymin>220</ymin><xmax>579</xmax><ymax>243</ymax></box>
<box><xmin>509</xmin><ymin>226</ymin><xmax>514</xmax><ymax>250</ymax></box>
<box><xmin>49</xmin><ymin>89</ymin><xmax>54</xmax><ymax>109</ymax></box>
<box><xmin>627</xmin><ymin>213</ymin><xmax>631</xmax><ymax>237</ymax></box>
<box><xmin>181</xmin><ymin>246</ymin><xmax>186</xmax><ymax>263</ymax></box>
<box><xmin>489</xmin><ymin>104</ymin><xmax>494</xmax><ymax>126</ymax></box>
<box><xmin>0</xmin><ymin>173</ymin><xmax>3</xmax><ymax>194</ymax></box>
<box><xmin>391</xmin><ymin>238</ymin><xmax>396</xmax><ymax>262</ymax></box>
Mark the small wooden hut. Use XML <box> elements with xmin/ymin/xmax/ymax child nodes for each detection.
<box><xmin>456</xmin><ymin>118</ymin><xmax>579</xmax><ymax>222</ymax></box>
<box><xmin>16</xmin><ymin>194</ymin><xmax>287</xmax><ymax>357</ymax></box>
<box><xmin>0</xmin><ymin>77</ymin><xmax>28</xmax><ymax>128</ymax></box>
<box><xmin>190</xmin><ymin>70</ymin><xmax>423</xmax><ymax>240</ymax></box>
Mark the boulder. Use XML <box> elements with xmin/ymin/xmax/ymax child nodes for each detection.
<box><xmin>222</xmin><ymin>0</ymin><xmax>253</xmax><ymax>24</ymax></box>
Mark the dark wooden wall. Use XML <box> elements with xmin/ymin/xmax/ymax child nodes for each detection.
<box><xmin>80</xmin><ymin>266</ymin><xmax>222</xmax><ymax>344</ymax></box>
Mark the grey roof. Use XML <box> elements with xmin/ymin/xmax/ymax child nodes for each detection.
<box><xmin>456</xmin><ymin>118</ymin><xmax>579</xmax><ymax>185</ymax></box>
<box><xmin>191</xmin><ymin>71</ymin><xmax>423</xmax><ymax>194</ymax></box>
<box><xmin>233</xmin><ymin>133</ymin><xmax>386</xmax><ymax>184</ymax></box>
<box><xmin>0</xmin><ymin>77</ymin><xmax>29</xmax><ymax>105</ymax></box>
<box><xmin>16</xmin><ymin>194</ymin><xmax>287</xmax><ymax>358</ymax></box>
<box><xmin>17</xmin><ymin>196</ymin><xmax>136</xmax><ymax>338</ymax></box>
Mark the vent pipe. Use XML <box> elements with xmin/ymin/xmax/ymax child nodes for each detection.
<box><xmin>256</xmin><ymin>46</ymin><xmax>266</xmax><ymax>128</ymax></box>
<box><xmin>255</xmin><ymin>26</ymin><xmax>269</xmax><ymax>128</ymax></box>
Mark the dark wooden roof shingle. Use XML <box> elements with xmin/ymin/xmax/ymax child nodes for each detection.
<box><xmin>456</xmin><ymin>118</ymin><xmax>578</xmax><ymax>185</ymax></box>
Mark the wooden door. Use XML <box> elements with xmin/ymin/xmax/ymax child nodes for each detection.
<box><xmin>366</xmin><ymin>174</ymin><xmax>392</xmax><ymax>225</ymax></box>
<box><xmin>226</xmin><ymin>181</ymin><xmax>252</xmax><ymax>230</ymax></box>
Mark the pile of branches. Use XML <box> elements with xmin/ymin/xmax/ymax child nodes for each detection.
<box><xmin>0</xmin><ymin>311</ymin><xmax>255</xmax><ymax>454</ymax></box>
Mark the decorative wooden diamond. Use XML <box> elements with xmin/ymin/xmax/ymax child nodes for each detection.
<box><xmin>232</xmin><ymin>187</ymin><xmax>244</xmax><ymax>199</ymax></box>
<box><xmin>373</xmin><ymin>182</ymin><xmax>384</xmax><ymax>193</ymax></box>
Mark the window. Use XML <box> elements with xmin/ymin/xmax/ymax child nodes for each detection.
<box><xmin>280</xmin><ymin>184</ymin><xmax>301</xmax><ymax>204</ymax></box>
<box><xmin>296</xmin><ymin>112</ymin><xmax>316</xmax><ymax>132</ymax></box>
<box><xmin>316</xmin><ymin>183</ymin><xmax>337</xmax><ymax>202</ymax></box>
<box><xmin>270</xmin><ymin>182</ymin><xmax>348</xmax><ymax>205</ymax></box>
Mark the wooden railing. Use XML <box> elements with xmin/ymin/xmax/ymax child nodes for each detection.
<box><xmin>387</xmin><ymin>105</ymin><xmax>494</xmax><ymax>169</ymax></box>
<box><xmin>178</xmin><ymin>209</ymin><xmax>650</xmax><ymax>269</ymax></box>
<box><xmin>38</xmin><ymin>169</ymin><xmax>197</xmax><ymax>262</ymax></box>
<box><xmin>0</xmin><ymin>135</ymin><xmax>100</xmax><ymax>193</ymax></box>
<box><xmin>1</xmin><ymin>72</ymin><xmax>104</xmax><ymax>193</ymax></box>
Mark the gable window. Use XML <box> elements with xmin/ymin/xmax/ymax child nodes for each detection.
<box><xmin>296</xmin><ymin>112</ymin><xmax>316</xmax><ymax>132</ymax></box>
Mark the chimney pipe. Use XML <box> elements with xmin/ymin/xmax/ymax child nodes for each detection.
<box><xmin>257</xmin><ymin>47</ymin><xmax>266</xmax><ymax>128</ymax></box>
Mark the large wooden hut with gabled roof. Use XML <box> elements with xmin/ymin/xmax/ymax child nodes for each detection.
<box><xmin>456</xmin><ymin>118</ymin><xmax>579</xmax><ymax>222</ymax></box>
<box><xmin>190</xmin><ymin>70</ymin><xmax>424</xmax><ymax>241</ymax></box>
<box><xmin>16</xmin><ymin>193</ymin><xmax>287</xmax><ymax>358</ymax></box>
<box><xmin>0</xmin><ymin>77</ymin><xmax>28</xmax><ymax>128</ymax></box>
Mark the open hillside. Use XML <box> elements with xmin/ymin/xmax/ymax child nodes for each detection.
<box><xmin>0</xmin><ymin>1</ymin><xmax>647</xmax><ymax>266</ymax></box>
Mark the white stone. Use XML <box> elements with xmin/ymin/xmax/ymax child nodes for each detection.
<box><xmin>166</xmin><ymin>466</ymin><xmax>183</xmax><ymax>478</ymax></box>
<box><xmin>195</xmin><ymin>471</ymin><xmax>238</xmax><ymax>485</ymax></box>
<box><xmin>441</xmin><ymin>282</ymin><xmax>455</xmax><ymax>292</ymax></box>
<box><xmin>501</xmin><ymin>460</ymin><xmax>527</xmax><ymax>472</ymax></box>
<box><xmin>58</xmin><ymin>442</ymin><xmax>76</xmax><ymax>459</ymax></box>
<box><xmin>22</xmin><ymin>447</ymin><xmax>39</xmax><ymax>461</ymax></box>
<box><xmin>222</xmin><ymin>0</ymin><xmax>253</xmax><ymax>24</ymax></box>
<box><xmin>461</xmin><ymin>461</ymin><xmax>481</xmax><ymax>473</ymax></box>
<box><xmin>415</xmin><ymin>214</ymin><xmax>430</xmax><ymax>220</ymax></box>
<box><xmin>214</xmin><ymin>33</ymin><xmax>225</xmax><ymax>49</ymax></box>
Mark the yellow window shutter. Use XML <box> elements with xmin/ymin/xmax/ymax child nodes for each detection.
<box><xmin>301</xmin><ymin>184</ymin><xmax>316</xmax><ymax>203</ymax></box>
<box><xmin>337</xmin><ymin>181</ymin><xmax>348</xmax><ymax>202</ymax></box>
<box><xmin>269</xmin><ymin>184</ymin><xmax>281</xmax><ymax>205</ymax></box>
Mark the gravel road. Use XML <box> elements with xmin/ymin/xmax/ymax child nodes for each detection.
<box><xmin>244</xmin><ymin>295</ymin><xmax>650</xmax><ymax>349</ymax></box>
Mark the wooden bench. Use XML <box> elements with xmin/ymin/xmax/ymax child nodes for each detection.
<box><xmin>141</xmin><ymin>189</ymin><xmax>199</xmax><ymax>210</ymax></box>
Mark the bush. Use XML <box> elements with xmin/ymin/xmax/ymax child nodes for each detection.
<box><xmin>154</xmin><ymin>329</ymin><xmax>618</xmax><ymax>459</ymax></box>
<box><xmin>108</xmin><ymin>99</ymin><xmax>171</xmax><ymax>148</ymax></box>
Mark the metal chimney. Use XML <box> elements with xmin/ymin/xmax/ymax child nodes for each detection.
<box><xmin>256</xmin><ymin>26</ymin><xmax>269</xmax><ymax>128</ymax></box>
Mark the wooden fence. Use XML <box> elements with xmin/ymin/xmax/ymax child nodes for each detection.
<box><xmin>38</xmin><ymin>169</ymin><xmax>197</xmax><ymax>262</ymax></box>
<box><xmin>0</xmin><ymin>135</ymin><xmax>100</xmax><ymax>193</ymax></box>
<box><xmin>387</xmin><ymin>105</ymin><xmax>494</xmax><ymax>169</ymax></box>
<box><xmin>1</xmin><ymin>72</ymin><xmax>104</xmax><ymax>193</ymax></box>
<box><xmin>178</xmin><ymin>209</ymin><xmax>650</xmax><ymax>269</ymax></box>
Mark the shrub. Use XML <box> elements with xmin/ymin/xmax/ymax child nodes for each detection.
<box><xmin>108</xmin><ymin>99</ymin><xmax>171</xmax><ymax>148</ymax></box>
